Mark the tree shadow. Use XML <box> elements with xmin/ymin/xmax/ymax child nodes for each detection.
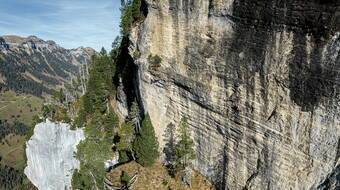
<box><xmin>163</xmin><ymin>122</ymin><xmax>177</xmax><ymax>176</ymax></box>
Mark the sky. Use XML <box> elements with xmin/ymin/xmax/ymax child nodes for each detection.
<box><xmin>0</xmin><ymin>0</ymin><xmax>121</xmax><ymax>51</ymax></box>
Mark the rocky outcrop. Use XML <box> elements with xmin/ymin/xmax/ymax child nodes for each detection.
<box><xmin>317</xmin><ymin>164</ymin><xmax>340</xmax><ymax>190</ymax></box>
<box><xmin>0</xmin><ymin>35</ymin><xmax>95</xmax><ymax>62</ymax></box>
<box><xmin>24</xmin><ymin>120</ymin><xmax>85</xmax><ymax>190</ymax></box>
<box><xmin>125</xmin><ymin>0</ymin><xmax>339</xmax><ymax>189</ymax></box>
<box><xmin>0</xmin><ymin>35</ymin><xmax>95</xmax><ymax>97</ymax></box>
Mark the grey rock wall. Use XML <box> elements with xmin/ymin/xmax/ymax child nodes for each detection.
<box><xmin>127</xmin><ymin>0</ymin><xmax>340</xmax><ymax>189</ymax></box>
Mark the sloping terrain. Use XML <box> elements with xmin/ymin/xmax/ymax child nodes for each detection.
<box><xmin>0</xmin><ymin>35</ymin><xmax>95</xmax><ymax>190</ymax></box>
<box><xmin>0</xmin><ymin>35</ymin><xmax>95</xmax><ymax>97</ymax></box>
<box><xmin>106</xmin><ymin>161</ymin><xmax>215</xmax><ymax>190</ymax></box>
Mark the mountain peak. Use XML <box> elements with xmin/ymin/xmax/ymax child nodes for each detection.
<box><xmin>0</xmin><ymin>35</ymin><xmax>96</xmax><ymax>97</ymax></box>
<box><xmin>27</xmin><ymin>35</ymin><xmax>39</xmax><ymax>39</ymax></box>
<box><xmin>0</xmin><ymin>35</ymin><xmax>95</xmax><ymax>53</ymax></box>
<box><xmin>1</xmin><ymin>35</ymin><xmax>48</xmax><ymax>49</ymax></box>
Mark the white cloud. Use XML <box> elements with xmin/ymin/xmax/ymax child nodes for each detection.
<box><xmin>0</xmin><ymin>0</ymin><xmax>121</xmax><ymax>51</ymax></box>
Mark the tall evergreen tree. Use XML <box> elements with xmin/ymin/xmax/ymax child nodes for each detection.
<box><xmin>115</xmin><ymin>122</ymin><xmax>135</xmax><ymax>162</ymax></box>
<box><xmin>83</xmin><ymin>50</ymin><xmax>115</xmax><ymax>114</ymax></box>
<box><xmin>174</xmin><ymin>117</ymin><xmax>196</xmax><ymax>171</ymax></box>
<box><xmin>128</xmin><ymin>100</ymin><xmax>141</xmax><ymax>132</ymax></box>
<box><xmin>133</xmin><ymin>113</ymin><xmax>159</xmax><ymax>167</ymax></box>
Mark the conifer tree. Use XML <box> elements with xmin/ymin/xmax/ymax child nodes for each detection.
<box><xmin>133</xmin><ymin>113</ymin><xmax>159</xmax><ymax>167</ymax></box>
<box><xmin>100</xmin><ymin>47</ymin><xmax>107</xmax><ymax>56</ymax></box>
<box><xmin>116</xmin><ymin>122</ymin><xmax>135</xmax><ymax>162</ymax></box>
<box><xmin>128</xmin><ymin>100</ymin><xmax>141</xmax><ymax>132</ymax></box>
<box><xmin>120</xmin><ymin>0</ymin><xmax>142</xmax><ymax>36</ymax></box>
<box><xmin>83</xmin><ymin>49</ymin><xmax>115</xmax><ymax>114</ymax></box>
<box><xmin>174</xmin><ymin>117</ymin><xmax>195</xmax><ymax>171</ymax></box>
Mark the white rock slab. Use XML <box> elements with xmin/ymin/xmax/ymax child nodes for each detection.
<box><xmin>24</xmin><ymin>119</ymin><xmax>85</xmax><ymax>190</ymax></box>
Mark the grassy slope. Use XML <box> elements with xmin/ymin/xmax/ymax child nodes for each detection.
<box><xmin>107</xmin><ymin>161</ymin><xmax>215</xmax><ymax>190</ymax></box>
<box><xmin>0</xmin><ymin>91</ymin><xmax>42</xmax><ymax>124</ymax></box>
<box><xmin>0</xmin><ymin>135</ymin><xmax>26</xmax><ymax>169</ymax></box>
<box><xmin>0</xmin><ymin>91</ymin><xmax>43</xmax><ymax>169</ymax></box>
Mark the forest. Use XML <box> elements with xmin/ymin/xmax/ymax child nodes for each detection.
<box><xmin>0</xmin><ymin>120</ymin><xmax>33</xmax><ymax>190</ymax></box>
<box><xmin>0</xmin><ymin>165</ymin><xmax>25</xmax><ymax>190</ymax></box>
<box><xmin>0</xmin><ymin>46</ymin><xmax>79</xmax><ymax>97</ymax></box>
<box><xmin>0</xmin><ymin>120</ymin><xmax>29</xmax><ymax>141</ymax></box>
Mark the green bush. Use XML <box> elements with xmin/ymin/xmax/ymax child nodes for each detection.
<box><xmin>148</xmin><ymin>54</ymin><xmax>162</xmax><ymax>70</ymax></box>
<box><xmin>133</xmin><ymin>50</ymin><xmax>141</xmax><ymax>59</ymax></box>
<box><xmin>121</xmin><ymin>171</ymin><xmax>131</xmax><ymax>186</ymax></box>
<box><xmin>63</xmin><ymin>115</ymin><xmax>71</xmax><ymax>124</ymax></box>
<box><xmin>118</xmin><ymin>150</ymin><xmax>130</xmax><ymax>163</ymax></box>
<box><xmin>72</xmin><ymin>108</ymin><xmax>86</xmax><ymax>129</ymax></box>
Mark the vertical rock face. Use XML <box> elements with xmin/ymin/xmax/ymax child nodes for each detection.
<box><xmin>128</xmin><ymin>0</ymin><xmax>340</xmax><ymax>189</ymax></box>
<box><xmin>24</xmin><ymin>120</ymin><xmax>85</xmax><ymax>190</ymax></box>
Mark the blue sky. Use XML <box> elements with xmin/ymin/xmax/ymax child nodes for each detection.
<box><xmin>0</xmin><ymin>0</ymin><xmax>121</xmax><ymax>51</ymax></box>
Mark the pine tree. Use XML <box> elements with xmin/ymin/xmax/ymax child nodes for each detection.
<box><xmin>60</xmin><ymin>88</ymin><xmax>66</xmax><ymax>103</ymax></box>
<box><xmin>100</xmin><ymin>47</ymin><xmax>107</xmax><ymax>56</ymax></box>
<box><xmin>120</xmin><ymin>0</ymin><xmax>142</xmax><ymax>36</ymax></box>
<box><xmin>128</xmin><ymin>100</ymin><xmax>141</xmax><ymax>132</ymax></box>
<box><xmin>133</xmin><ymin>113</ymin><xmax>159</xmax><ymax>167</ymax></box>
<box><xmin>83</xmin><ymin>50</ymin><xmax>115</xmax><ymax>114</ymax></box>
<box><xmin>52</xmin><ymin>88</ymin><xmax>66</xmax><ymax>104</ymax></box>
<box><xmin>174</xmin><ymin>117</ymin><xmax>195</xmax><ymax>171</ymax></box>
<box><xmin>115</xmin><ymin>122</ymin><xmax>135</xmax><ymax>162</ymax></box>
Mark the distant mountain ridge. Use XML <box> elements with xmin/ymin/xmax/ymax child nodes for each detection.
<box><xmin>0</xmin><ymin>35</ymin><xmax>95</xmax><ymax>97</ymax></box>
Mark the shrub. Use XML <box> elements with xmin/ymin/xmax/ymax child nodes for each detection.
<box><xmin>121</xmin><ymin>171</ymin><xmax>131</xmax><ymax>186</ymax></box>
<box><xmin>72</xmin><ymin>108</ymin><xmax>86</xmax><ymax>129</ymax></box>
<box><xmin>133</xmin><ymin>50</ymin><xmax>141</xmax><ymax>59</ymax></box>
<box><xmin>118</xmin><ymin>150</ymin><xmax>130</xmax><ymax>163</ymax></box>
<box><xmin>148</xmin><ymin>54</ymin><xmax>162</xmax><ymax>70</ymax></box>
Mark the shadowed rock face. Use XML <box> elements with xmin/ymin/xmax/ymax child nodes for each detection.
<box><xmin>225</xmin><ymin>0</ymin><xmax>339</xmax><ymax>112</ymax></box>
<box><xmin>125</xmin><ymin>0</ymin><xmax>339</xmax><ymax>189</ymax></box>
<box><xmin>317</xmin><ymin>164</ymin><xmax>340</xmax><ymax>190</ymax></box>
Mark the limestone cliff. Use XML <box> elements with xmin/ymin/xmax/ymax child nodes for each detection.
<box><xmin>121</xmin><ymin>0</ymin><xmax>339</xmax><ymax>189</ymax></box>
<box><xmin>24</xmin><ymin>120</ymin><xmax>85</xmax><ymax>190</ymax></box>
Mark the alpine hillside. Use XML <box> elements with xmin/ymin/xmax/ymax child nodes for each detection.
<box><xmin>0</xmin><ymin>35</ymin><xmax>95</xmax><ymax>97</ymax></box>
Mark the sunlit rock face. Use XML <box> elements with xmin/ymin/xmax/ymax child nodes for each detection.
<box><xmin>125</xmin><ymin>0</ymin><xmax>340</xmax><ymax>189</ymax></box>
<box><xmin>24</xmin><ymin>120</ymin><xmax>85</xmax><ymax>190</ymax></box>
